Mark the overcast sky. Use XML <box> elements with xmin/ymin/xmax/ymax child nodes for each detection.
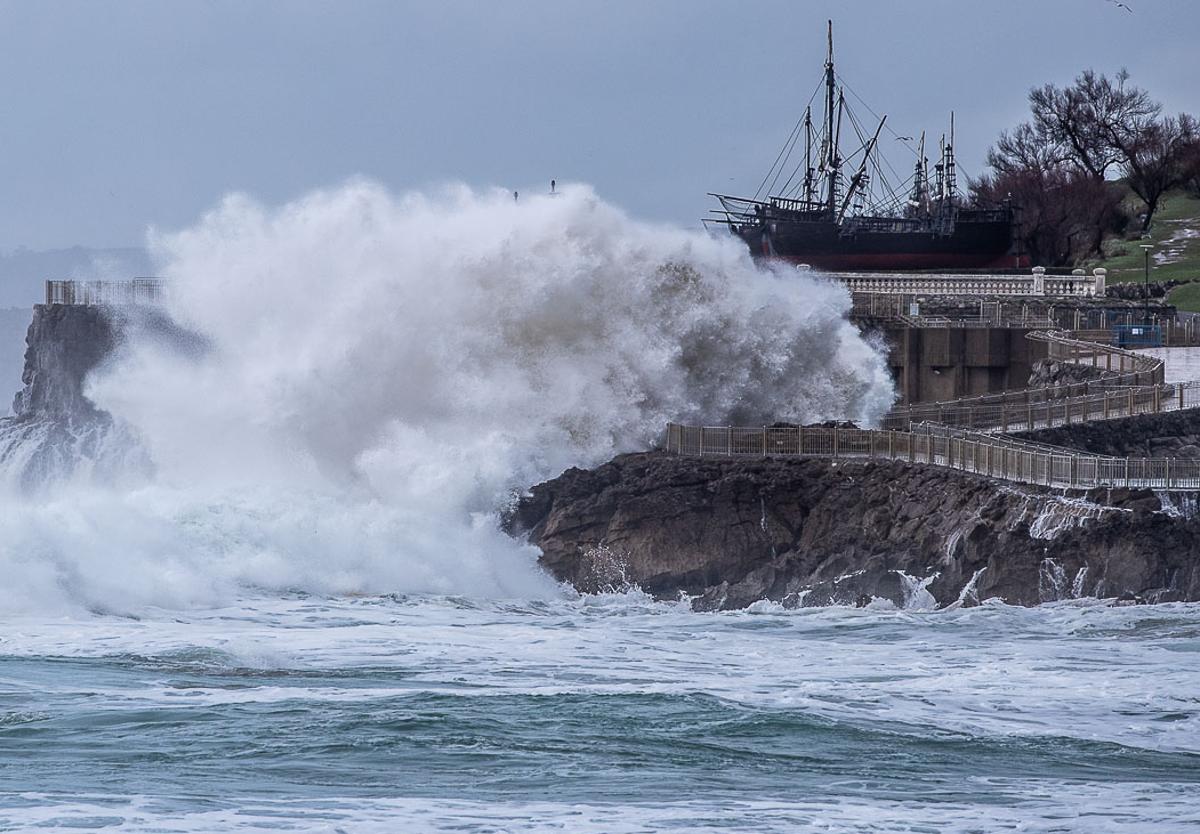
<box><xmin>0</xmin><ymin>0</ymin><xmax>1196</xmax><ymax>250</ymax></box>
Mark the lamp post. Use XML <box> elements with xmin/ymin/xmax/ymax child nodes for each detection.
<box><xmin>1140</xmin><ymin>243</ymin><xmax>1153</xmax><ymax>326</ymax></box>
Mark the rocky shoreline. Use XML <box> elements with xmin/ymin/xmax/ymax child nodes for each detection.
<box><xmin>9</xmin><ymin>304</ymin><xmax>1200</xmax><ymax>610</ymax></box>
<box><xmin>509</xmin><ymin>449</ymin><xmax>1200</xmax><ymax>610</ymax></box>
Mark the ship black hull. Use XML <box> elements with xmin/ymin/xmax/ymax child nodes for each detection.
<box><xmin>734</xmin><ymin>216</ymin><xmax>1024</xmax><ymax>271</ymax></box>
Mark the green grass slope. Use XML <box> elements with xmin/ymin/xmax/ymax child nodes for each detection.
<box><xmin>1093</xmin><ymin>191</ymin><xmax>1200</xmax><ymax>292</ymax></box>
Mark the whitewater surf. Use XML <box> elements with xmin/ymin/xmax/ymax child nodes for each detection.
<box><xmin>2</xmin><ymin>183</ymin><xmax>1197</xmax><ymax>832</ymax></box>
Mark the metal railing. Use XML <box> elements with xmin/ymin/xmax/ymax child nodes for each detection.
<box><xmin>45</xmin><ymin>279</ymin><xmax>165</xmax><ymax>306</ymax></box>
<box><xmin>881</xmin><ymin>330</ymin><xmax>1167</xmax><ymax>430</ymax></box>
<box><xmin>882</xmin><ymin>381</ymin><xmax>1198</xmax><ymax>432</ymax></box>
<box><xmin>832</xmin><ymin>267</ymin><xmax>1107</xmax><ymax>298</ymax></box>
<box><xmin>663</xmin><ymin>422</ymin><xmax>1200</xmax><ymax>491</ymax></box>
<box><xmin>894</xmin><ymin>313</ymin><xmax>1057</xmax><ymax>329</ymax></box>
<box><xmin>665</xmin><ymin>327</ymin><xmax>1200</xmax><ymax>490</ymax></box>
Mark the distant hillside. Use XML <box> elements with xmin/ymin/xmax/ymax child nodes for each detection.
<box><xmin>0</xmin><ymin>246</ymin><xmax>153</xmax><ymax>308</ymax></box>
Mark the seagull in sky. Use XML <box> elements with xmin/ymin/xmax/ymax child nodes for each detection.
<box><xmin>1105</xmin><ymin>0</ymin><xmax>1133</xmax><ymax>13</ymax></box>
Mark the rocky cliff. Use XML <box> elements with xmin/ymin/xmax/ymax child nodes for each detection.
<box><xmin>10</xmin><ymin>304</ymin><xmax>116</xmax><ymax>420</ymax></box>
<box><xmin>0</xmin><ymin>303</ymin><xmax>199</xmax><ymax>490</ymax></box>
<box><xmin>0</xmin><ymin>305</ymin><xmax>121</xmax><ymax>489</ymax></box>
<box><xmin>510</xmin><ymin>451</ymin><xmax>1200</xmax><ymax>610</ymax></box>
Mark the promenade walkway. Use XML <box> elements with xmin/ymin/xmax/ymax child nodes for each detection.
<box><xmin>665</xmin><ymin>329</ymin><xmax>1200</xmax><ymax>491</ymax></box>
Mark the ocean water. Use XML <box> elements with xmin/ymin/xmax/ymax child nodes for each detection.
<box><xmin>2</xmin><ymin>183</ymin><xmax>1197</xmax><ymax>831</ymax></box>
<box><xmin>2</xmin><ymin>593</ymin><xmax>1198</xmax><ymax>833</ymax></box>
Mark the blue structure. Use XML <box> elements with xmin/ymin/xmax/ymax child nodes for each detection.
<box><xmin>1113</xmin><ymin>324</ymin><xmax>1164</xmax><ymax>348</ymax></box>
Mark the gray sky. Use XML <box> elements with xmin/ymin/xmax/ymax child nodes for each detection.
<box><xmin>0</xmin><ymin>0</ymin><xmax>1196</xmax><ymax>250</ymax></box>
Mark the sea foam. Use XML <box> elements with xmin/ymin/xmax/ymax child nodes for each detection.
<box><xmin>0</xmin><ymin>182</ymin><xmax>894</xmax><ymax>613</ymax></box>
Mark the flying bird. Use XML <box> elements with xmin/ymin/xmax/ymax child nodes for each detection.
<box><xmin>1105</xmin><ymin>0</ymin><xmax>1133</xmax><ymax>12</ymax></box>
<box><xmin>895</xmin><ymin>136</ymin><xmax>914</xmax><ymax>141</ymax></box>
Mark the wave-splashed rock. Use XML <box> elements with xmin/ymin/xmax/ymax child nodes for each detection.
<box><xmin>1027</xmin><ymin>357</ymin><xmax>1110</xmax><ymax>390</ymax></box>
<box><xmin>0</xmin><ymin>304</ymin><xmax>205</xmax><ymax>491</ymax></box>
<box><xmin>509</xmin><ymin>452</ymin><xmax>1200</xmax><ymax>610</ymax></box>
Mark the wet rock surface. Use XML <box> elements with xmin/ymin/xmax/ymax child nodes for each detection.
<box><xmin>0</xmin><ymin>304</ymin><xmax>203</xmax><ymax>489</ymax></box>
<box><xmin>1019</xmin><ymin>409</ymin><xmax>1200</xmax><ymax>459</ymax></box>
<box><xmin>11</xmin><ymin>304</ymin><xmax>115</xmax><ymax>420</ymax></box>
<box><xmin>1027</xmin><ymin>357</ymin><xmax>1109</xmax><ymax>389</ymax></box>
<box><xmin>510</xmin><ymin>451</ymin><xmax>1200</xmax><ymax>610</ymax></box>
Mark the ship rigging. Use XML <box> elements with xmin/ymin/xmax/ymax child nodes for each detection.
<box><xmin>706</xmin><ymin>21</ymin><xmax>1020</xmax><ymax>270</ymax></box>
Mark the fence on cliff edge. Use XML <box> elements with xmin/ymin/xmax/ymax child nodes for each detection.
<box><xmin>663</xmin><ymin>421</ymin><xmax>1200</xmax><ymax>491</ymax></box>
<box><xmin>664</xmin><ymin>327</ymin><xmax>1200</xmax><ymax>490</ymax></box>
<box><xmin>44</xmin><ymin>279</ymin><xmax>165</xmax><ymax>306</ymax></box>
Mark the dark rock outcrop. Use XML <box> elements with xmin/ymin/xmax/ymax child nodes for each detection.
<box><xmin>1027</xmin><ymin>357</ymin><xmax>1109</xmax><ymax>389</ymax></box>
<box><xmin>1019</xmin><ymin>409</ymin><xmax>1200</xmax><ymax>459</ymax></box>
<box><xmin>510</xmin><ymin>452</ymin><xmax>1200</xmax><ymax>610</ymax></box>
<box><xmin>0</xmin><ymin>305</ymin><xmax>122</xmax><ymax>489</ymax></box>
<box><xmin>11</xmin><ymin>303</ymin><xmax>116</xmax><ymax>420</ymax></box>
<box><xmin>0</xmin><ymin>303</ymin><xmax>202</xmax><ymax>489</ymax></box>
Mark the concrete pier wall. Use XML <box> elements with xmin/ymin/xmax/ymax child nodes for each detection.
<box><xmin>886</xmin><ymin>326</ymin><xmax>1047</xmax><ymax>404</ymax></box>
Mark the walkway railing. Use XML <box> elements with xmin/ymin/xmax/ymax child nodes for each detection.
<box><xmin>881</xmin><ymin>330</ymin><xmax>1167</xmax><ymax>431</ymax></box>
<box><xmin>45</xmin><ymin>279</ymin><xmax>164</xmax><ymax>306</ymax></box>
<box><xmin>882</xmin><ymin>381</ymin><xmax>1198</xmax><ymax>432</ymax></box>
<box><xmin>665</xmin><ymin>328</ymin><xmax>1200</xmax><ymax>490</ymax></box>
<box><xmin>663</xmin><ymin>422</ymin><xmax>1200</xmax><ymax>491</ymax></box>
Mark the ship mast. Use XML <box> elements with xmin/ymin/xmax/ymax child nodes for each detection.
<box><xmin>934</xmin><ymin>133</ymin><xmax>946</xmax><ymax>202</ymax></box>
<box><xmin>838</xmin><ymin>116</ymin><xmax>886</xmax><ymax>223</ymax></box>
<box><xmin>909</xmin><ymin>131</ymin><xmax>928</xmax><ymax>215</ymax></box>
<box><xmin>945</xmin><ymin>111</ymin><xmax>957</xmax><ymax>204</ymax></box>
<box><xmin>802</xmin><ymin>106</ymin><xmax>814</xmax><ymax>205</ymax></box>
<box><xmin>824</xmin><ymin>19</ymin><xmax>838</xmax><ymax>216</ymax></box>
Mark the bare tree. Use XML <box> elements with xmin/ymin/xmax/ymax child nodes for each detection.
<box><xmin>972</xmin><ymin>165</ymin><xmax>1126</xmax><ymax>266</ymax></box>
<box><xmin>987</xmin><ymin>123</ymin><xmax>1066</xmax><ymax>176</ymax></box>
<box><xmin>1184</xmin><ymin>134</ymin><xmax>1200</xmax><ymax>198</ymax></box>
<box><xmin>1121</xmin><ymin>113</ymin><xmax>1198</xmax><ymax>230</ymax></box>
<box><xmin>982</xmin><ymin>68</ymin><xmax>1197</xmax><ymax>255</ymax></box>
<box><xmin>1029</xmin><ymin>69</ymin><xmax>1158</xmax><ymax>180</ymax></box>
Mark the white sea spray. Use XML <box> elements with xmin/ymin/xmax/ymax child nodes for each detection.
<box><xmin>0</xmin><ymin>182</ymin><xmax>895</xmax><ymax>614</ymax></box>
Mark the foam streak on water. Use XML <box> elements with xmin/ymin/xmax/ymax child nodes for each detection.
<box><xmin>1</xmin><ymin>596</ymin><xmax>1199</xmax><ymax>832</ymax></box>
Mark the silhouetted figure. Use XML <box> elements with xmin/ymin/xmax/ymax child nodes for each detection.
<box><xmin>551</xmin><ymin>179</ymin><xmax>556</xmax><ymax>194</ymax></box>
<box><xmin>514</xmin><ymin>190</ymin><xmax>519</xmax><ymax>202</ymax></box>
